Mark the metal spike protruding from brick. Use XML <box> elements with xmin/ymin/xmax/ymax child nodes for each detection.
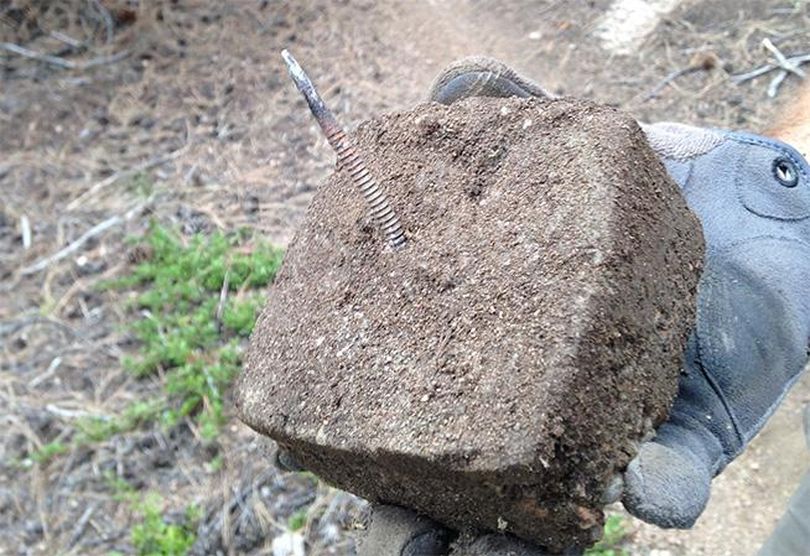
<box><xmin>281</xmin><ymin>49</ymin><xmax>407</xmax><ymax>250</ymax></box>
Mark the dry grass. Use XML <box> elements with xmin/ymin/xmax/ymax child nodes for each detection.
<box><xmin>1</xmin><ymin>2</ymin><xmax>369</xmax><ymax>553</ymax></box>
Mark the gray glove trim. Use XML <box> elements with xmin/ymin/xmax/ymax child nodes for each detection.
<box><xmin>428</xmin><ymin>56</ymin><xmax>555</xmax><ymax>105</ymax></box>
<box><xmin>640</xmin><ymin>122</ymin><xmax>725</xmax><ymax>162</ymax></box>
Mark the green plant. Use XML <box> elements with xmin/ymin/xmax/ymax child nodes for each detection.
<box><xmin>104</xmin><ymin>471</ymin><xmax>138</xmax><ymax>503</ymax></box>
<box><xmin>106</xmin><ymin>224</ymin><xmax>283</xmax><ymax>439</ymax></box>
<box><xmin>131</xmin><ymin>493</ymin><xmax>198</xmax><ymax>556</ymax></box>
<box><xmin>77</xmin><ymin>400</ymin><xmax>164</xmax><ymax>443</ymax></box>
<box><xmin>287</xmin><ymin>507</ymin><xmax>309</xmax><ymax>532</ymax></box>
<box><xmin>30</xmin><ymin>441</ymin><xmax>68</xmax><ymax>464</ymax></box>
<box><xmin>585</xmin><ymin>514</ymin><xmax>631</xmax><ymax>556</ymax></box>
<box><xmin>205</xmin><ymin>454</ymin><xmax>223</xmax><ymax>473</ymax></box>
<box><xmin>128</xmin><ymin>172</ymin><xmax>155</xmax><ymax>197</ymax></box>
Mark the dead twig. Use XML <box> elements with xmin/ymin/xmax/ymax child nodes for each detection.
<box><xmin>20</xmin><ymin>215</ymin><xmax>31</xmax><ymax>249</ymax></box>
<box><xmin>1</xmin><ymin>42</ymin><xmax>76</xmax><ymax>69</ymax></box>
<box><xmin>67</xmin><ymin>504</ymin><xmax>96</xmax><ymax>548</ymax></box>
<box><xmin>66</xmin><ymin>132</ymin><xmax>189</xmax><ymax>210</ymax></box>
<box><xmin>44</xmin><ymin>405</ymin><xmax>92</xmax><ymax>420</ymax></box>
<box><xmin>19</xmin><ymin>201</ymin><xmax>150</xmax><ymax>276</ymax></box>
<box><xmin>29</xmin><ymin>356</ymin><xmax>63</xmax><ymax>388</ymax></box>
<box><xmin>0</xmin><ymin>42</ymin><xmax>130</xmax><ymax>70</ymax></box>
<box><xmin>762</xmin><ymin>38</ymin><xmax>806</xmax><ymax>79</ymax></box>
<box><xmin>52</xmin><ymin>261</ymin><xmax>125</xmax><ymax>316</ymax></box>
<box><xmin>0</xmin><ymin>314</ymin><xmax>76</xmax><ymax>338</ymax></box>
<box><xmin>768</xmin><ymin>70</ymin><xmax>790</xmax><ymax>99</ymax></box>
<box><xmin>731</xmin><ymin>40</ymin><xmax>810</xmax><ymax>98</ymax></box>
<box><xmin>731</xmin><ymin>54</ymin><xmax>810</xmax><ymax>84</ymax></box>
<box><xmin>194</xmin><ymin>467</ymin><xmax>284</xmax><ymax>553</ymax></box>
<box><xmin>643</xmin><ymin>51</ymin><xmax>719</xmax><ymax>102</ymax></box>
<box><xmin>88</xmin><ymin>0</ymin><xmax>115</xmax><ymax>45</ymax></box>
<box><xmin>20</xmin><ymin>215</ymin><xmax>122</xmax><ymax>276</ymax></box>
<box><xmin>49</xmin><ymin>31</ymin><xmax>84</xmax><ymax>50</ymax></box>
<box><xmin>45</xmin><ymin>404</ymin><xmax>110</xmax><ymax>421</ymax></box>
<box><xmin>215</xmin><ymin>270</ymin><xmax>230</xmax><ymax>332</ymax></box>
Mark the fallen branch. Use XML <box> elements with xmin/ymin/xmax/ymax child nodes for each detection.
<box><xmin>732</xmin><ymin>54</ymin><xmax>810</xmax><ymax>83</ymax></box>
<box><xmin>19</xmin><ymin>201</ymin><xmax>149</xmax><ymax>275</ymax></box>
<box><xmin>762</xmin><ymin>38</ymin><xmax>806</xmax><ymax>79</ymax></box>
<box><xmin>731</xmin><ymin>42</ymin><xmax>810</xmax><ymax>98</ymax></box>
<box><xmin>0</xmin><ymin>42</ymin><xmax>129</xmax><ymax>70</ymax></box>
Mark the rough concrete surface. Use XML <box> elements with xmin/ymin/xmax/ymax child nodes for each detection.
<box><xmin>237</xmin><ymin>96</ymin><xmax>704</xmax><ymax>552</ymax></box>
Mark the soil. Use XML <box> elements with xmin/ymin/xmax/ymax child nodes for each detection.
<box><xmin>1</xmin><ymin>1</ymin><xmax>808</xmax><ymax>555</ymax></box>
<box><xmin>239</xmin><ymin>96</ymin><xmax>703</xmax><ymax>551</ymax></box>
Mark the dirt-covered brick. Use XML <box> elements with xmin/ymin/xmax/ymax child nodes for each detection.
<box><xmin>237</xmin><ymin>96</ymin><xmax>704</xmax><ymax>552</ymax></box>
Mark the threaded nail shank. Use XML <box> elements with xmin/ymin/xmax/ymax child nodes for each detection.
<box><xmin>281</xmin><ymin>49</ymin><xmax>406</xmax><ymax>249</ymax></box>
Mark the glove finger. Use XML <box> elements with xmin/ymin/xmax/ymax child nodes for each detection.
<box><xmin>274</xmin><ymin>445</ymin><xmax>304</xmax><ymax>472</ymax></box>
<box><xmin>600</xmin><ymin>473</ymin><xmax>624</xmax><ymax>505</ymax></box>
<box><xmin>429</xmin><ymin>56</ymin><xmax>555</xmax><ymax>105</ymax></box>
<box><xmin>622</xmin><ymin>425</ymin><xmax>712</xmax><ymax>529</ymax></box>
<box><xmin>450</xmin><ymin>533</ymin><xmax>576</xmax><ymax>556</ymax></box>
<box><xmin>357</xmin><ymin>504</ymin><xmax>454</xmax><ymax>556</ymax></box>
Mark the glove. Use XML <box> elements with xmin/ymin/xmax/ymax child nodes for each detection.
<box><xmin>427</xmin><ymin>57</ymin><xmax>810</xmax><ymax>530</ymax></box>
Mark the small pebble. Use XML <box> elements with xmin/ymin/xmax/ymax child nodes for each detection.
<box><xmin>319</xmin><ymin>523</ymin><xmax>341</xmax><ymax>544</ymax></box>
<box><xmin>272</xmin><ymin>532</ymin><xmax>304</xmax><ymax>556</ymax></box>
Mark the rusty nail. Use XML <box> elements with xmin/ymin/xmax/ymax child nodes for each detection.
<box><xmin>281</xmin><ymin>49</ymin><xmax>406</xmax><ymax>250</ymax></box>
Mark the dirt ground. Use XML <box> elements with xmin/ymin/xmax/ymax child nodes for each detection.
<box><xmin>1</xmin><ymin>1</ymin><xmax>809</xmax><ymax>555</ymax></box>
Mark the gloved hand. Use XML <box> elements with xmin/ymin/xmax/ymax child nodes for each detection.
<box><xmin>285</xmin><ymin>57</ymin><xmax>810</xmax><ymax>555</ymax></box>
<box><xmin>358</xmin><ymin>505</ymin><xmax>564</xmax><ymax>556</ymax></box>
<box><xmin>621</xmin><ymin>120</ymin><xmax>810</xmax><ymax>529</ymax></box>
<box><xmin>435</xmin><ymin>54</ymin><xmax>810</xmax><ymax>528</ymax></box>
<box><xmin>275</xmin><ymin>449</ymin><xmax>546</xmax><ymax>555</ymax></box>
